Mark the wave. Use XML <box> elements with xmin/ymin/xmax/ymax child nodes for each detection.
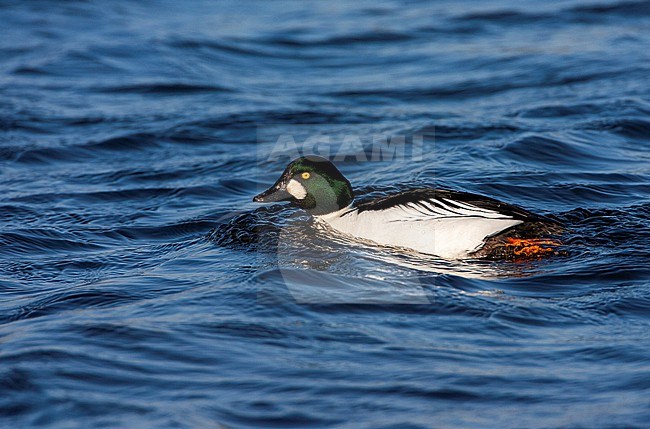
<box><xmin>95</xmin><ymin>82</ymin><xmax>234</xmax><ymax>95</ymax></box>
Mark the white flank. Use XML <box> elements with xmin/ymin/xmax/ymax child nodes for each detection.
<box><xmin>314</xmin><ymin>197</ymin><xmax>522</xmax><ymax>259</ymax></box>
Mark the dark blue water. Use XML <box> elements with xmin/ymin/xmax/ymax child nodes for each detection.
<box><xmin>2</xmin><ymin>0</ymin><xmax>650</xmax><ymax>427</ymax></box>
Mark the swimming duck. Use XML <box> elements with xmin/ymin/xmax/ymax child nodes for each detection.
<box><xmin>253</xmin><ymin>156</ymin><xmax>562</xmax><ymax>259</ymax></box>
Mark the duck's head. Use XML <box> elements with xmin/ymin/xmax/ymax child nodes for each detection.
<box><xmin>253</xmin><ymin>156</ymin><xmax>354</xmax><ymax>216</ymax></box>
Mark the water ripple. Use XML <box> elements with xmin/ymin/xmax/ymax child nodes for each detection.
<box><xmin>1</xmin><ymin>0</ymin><xmax>650</xmax><ymax>427</ymax></box>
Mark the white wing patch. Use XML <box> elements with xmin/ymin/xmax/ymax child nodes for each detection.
<box><xmin>380</xmin><ymin>197</ymin><xmax>513</xmax><ymax>221</ymax></box>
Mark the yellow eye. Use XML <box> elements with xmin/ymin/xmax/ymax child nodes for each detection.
<box><xmin>301</xmin><ymin>172</ymin><xmax>311</xmax><ymax>180</ymax></box>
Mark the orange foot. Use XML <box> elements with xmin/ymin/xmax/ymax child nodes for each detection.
<box><xmin>505</xmin><ymin>238</ymin><xmax>562</xmax><ymax>257</ymax></box>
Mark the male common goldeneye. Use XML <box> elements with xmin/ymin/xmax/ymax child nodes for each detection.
<box><xmin>253</xmin><ymin>156</ymin><xmax>562</xmax><ymax>259</ymax></box>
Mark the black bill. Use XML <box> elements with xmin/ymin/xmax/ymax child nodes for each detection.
<box><xmin>253</xmin><ymin>180</ymin><xmax>292</xmax><ymax>203</ymax></box>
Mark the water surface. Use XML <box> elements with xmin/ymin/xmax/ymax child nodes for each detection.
<box><xmin>1</xmin><ymin>0</ymin><xmax>650</xmax><ymax>427</ymax></box>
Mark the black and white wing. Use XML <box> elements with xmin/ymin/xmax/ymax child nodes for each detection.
<box><xmin>350</xmin><ymin>189</ymin><xmax>550</xmax><ymax>222</ymax></box>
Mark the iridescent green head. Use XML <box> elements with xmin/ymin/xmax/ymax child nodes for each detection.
<box><xmin>253</xmin><ymin>156</ymin><xmax>354</xmax><ymax>216</ymax></box>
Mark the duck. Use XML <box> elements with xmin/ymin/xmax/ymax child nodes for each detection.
<box><xmin>253</xmin><ymin>156</ymin><xmax>562</xmax><ymax>260</ymax></box>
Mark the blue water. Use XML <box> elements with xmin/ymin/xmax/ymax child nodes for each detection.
<box><xmin>2</xmin><ymin>0</ymin><xmax>650</xmax><ymax>427</ymax></box>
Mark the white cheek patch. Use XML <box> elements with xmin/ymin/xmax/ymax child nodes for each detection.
<box><xmin>287</xmin><ymin>179</ymin><xmax>307</xmax><ymax>199</ymax></box>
